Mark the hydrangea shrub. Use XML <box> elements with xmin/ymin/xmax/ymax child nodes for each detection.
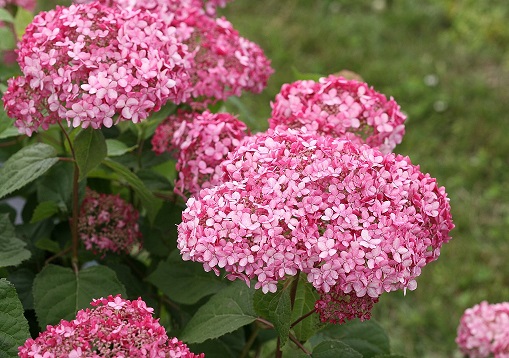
<box><xmin>0</xmin><ymin>0</ymin><xmax>460</xmax><ymax>357</ymax></box>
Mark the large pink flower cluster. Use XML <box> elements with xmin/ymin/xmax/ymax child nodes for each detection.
<box><xmin>177</xmin><ymin>128</ymin><xmax>453</xmax><ymax>321</ymax></box>
<box><xmin>90</xmin><ymin>0</ymin><xmax>272</xmax><ymax>106</ymax></box>
<box><xmin>456</xmin><ymin>301</ymin><xmax>509</xmax><ymax>358</ymax></box>
<box><xmin>78</xmin><ymin>188</ymin><xmax>141</xmax><ymax>256</ymax></box>
<box><xmin>270</xmin><ymin>75</ymin><xmax>406</xmax><ymax>153</ymax></box>
<box><xmin>18</xmin><ymin>295</ymin><xmax>204</xmax><ymax>358</ymax></box>
<box><xmin>2</xmin><ymin>2</ymin><xmax>190</xmax><ymax>136</ymax></box>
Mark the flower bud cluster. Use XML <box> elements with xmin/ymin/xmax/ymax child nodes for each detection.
<box><xmin>78</xmin><ymin>188</ymin><xmax>141</xmax><ymax>256</ymax></box>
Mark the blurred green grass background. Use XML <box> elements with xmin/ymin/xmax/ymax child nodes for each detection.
<box><xmin>219</xmin><ymin>0</ymin><xmax>509</xmax><ymax>356</ymax></box>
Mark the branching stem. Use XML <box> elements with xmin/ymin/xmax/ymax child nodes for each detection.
<box><xmin>58</xmin><ymin>122</ymin><xmax>80</xmax><ymax>272</ymax></box>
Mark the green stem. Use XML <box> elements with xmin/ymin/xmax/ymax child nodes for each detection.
<box><xmin>289</xmin><ymin>271</ymin><xmax>301</xmax><ymax>310</ymax></box>
<box><xmin>291</xmin><ymin>308</ymin><xmax>317</xmax><ymax>328</ymax></box>
<box><xmin>255</xmin><ymin>318</ymin><xmax>312</xmax><ymax>356</ymax></box>
<box><xmin>276</xmin><ymin>337</ymin><xmax>282</xmax><ymax>358</ymax></box>
<box><xmin>58</xmin><ymin>122</ymin><xmax>80</xmax><ymax>273</ymax></box>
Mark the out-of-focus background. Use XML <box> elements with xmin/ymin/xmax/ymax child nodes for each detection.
<box><xmin>219</xmin><ymin>0</ymin><xmax>509</xmax><ymax>356</ymax></box>
<box><xmin>4</xmin><ymin>0</ymin><xmax>509</xmax><ymax>356</ymax></box>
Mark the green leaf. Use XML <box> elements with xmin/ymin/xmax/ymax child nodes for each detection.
<box><xmin>34</xmin><ymin>237</ymin><xmax>61</xmax><ymax>254</ymax></box>
<box><xmin>180</xmin><ymin>281</ymin><xmax>256</xmax><ymax>343</ymax></box>
<box><xmin>0</xmin><ymin>110</ymin><xmax>17</xmax><ymax>139</ymax></box>
<box><xmin>7</xmin><ymin>268</ymin><xmax>35</xmax><ymax>310</ymax></box>
<box><xmin>310</xmin><ymin>320</ymin><xmax>390</xmax><ymax>358</ymax></box>
<box><xmin>312</xmin><ymin>340</ymin><xmax>362</xmax><ymax>358</ymax></box>
<box><xmin>102</xmin><ymin>158</ymin><xmax>162</xmax><ymax>223</ymax></box>
<box><xmin>0</xmin><ymin>214</ymin><xmax>30</xmax><ymax>268</ymax></box>
<box><xmin>33</xmin><ymin>264</ymin><xmax>126</xmax><ymax>328</ymax></box>
<box><xmin>106</xmin><ymin>262</ymin><xmax>146</xmax><ymax>300</ymax></box>
<box><xmin>30</xmin><ymin>201</ymin><xmax>59</xmax><ymax>223</ymax></box>
<box><xmin>0</xmin><ymin>8</ymin><xmax>15</xmax><ymax>23</ymax></box>
<box><xmin>147</xmin><ymin>251</ymin><xmax>227</xmax><ymax>305</ymax></box>
<box><xmin>0</xmin><ymin>143</ymin><xmax>59</xmax><ymax>200</ymax></box>
<box><xmin>0</xmin><ymin>279</ymin><xmax>30</xmax><ymax>357</ymax></box>
<box><xmin>189</xmin><ymin>329</ymin><xmax>245</xmax><ymax>358</ymax></box>
<box><xmin>254</xmin><ymin>284</ymin><xmax>292</xmax><ymax>347</ymax></box>
<box><xmin>106</xmin><ymin>139</ymin><xmax>137</xmax><ymax>157</ymax></box>
<box><xmin>36</xmin><ymin>161</ymin><xmax>74</xmax><ymax>213</ymax></box>
<box><xmin>291</xmin><ymin>275</ymin><xmax>321</xmax><ymax>342</ymax></box>
<box><xmin>13</xmin><ymin>6</ymin><xmax>33</xmax><ymax>39</ymax></box>
<box><xmin>74</xmin><ymin>128</ymin><xmax>107</xmax><ymax>181</ymax></box>
<box><xmin>373</xmin><ymin>355</ymin><xmax>407</xmax><ymax>358</ymax></box>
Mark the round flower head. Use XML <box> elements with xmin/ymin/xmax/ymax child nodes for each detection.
<box><xmin>78</xmin><ymin>188</ymin><xmax>141</xmax><ymax>256</ymax></box>
<box><xmin>184</xmin><ymin>15</ymin><xmax>273</xmax><ymax>106</ymax></box>
<box><xmin>88</xmin><ymin>0</ymin><xmax>272</xmax><ymax>106</ymax></box>
<box><xmin>178</xmin><ymin>127</ymin><xmax>454</xmax><ymax>324</ymax></box>
<box><xmin>3</xmin><ymin>2</ymin><xmax>191</xmax><ymax>136</ymax></box>
<box><xmin>174</xmin><ymin>110</ymin><xmax>248</xmax><ymax>198</ymax></box>
<box><xmin>18</xmin><ymin>295</ymin><xmax>205</xmax><ymax>357</ymax></box>
<box><xmin>456</xmin><ymin>301</ymin><xmax>509</xmax><ymax>358</ymax></box>
<box><xmin>270</xmin><ymin>75</ymin><xmax>406</xmax><ymax>153</ymax></box>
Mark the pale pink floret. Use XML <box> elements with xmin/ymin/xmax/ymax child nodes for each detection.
<box><xmin>78</xmin><ymin>188</ymin><xmax>141</xmax><ymax>256</ymax></box>
<box><xmin>3</xmin><ymin>2</ymin><xmax>191</xmax><ymax>136</ymax></box>
<box><xmin>177</xmin><ymin>128</ymin><xmax>454</xmax><ymax>315</ymax></box>
<box><xmin>456</xmin><ymin>301</ymin><xmax>509</xmax><ymax>358</ymax></box>
<box><xmin>18</xmin><ymin>295</ymin><xmax>204</xmax><ymax>357</ymax></box>
<box><xmin>270</xmin><ymin>75</ymin><xmax>407</xmax><ymax>153</ymax></box>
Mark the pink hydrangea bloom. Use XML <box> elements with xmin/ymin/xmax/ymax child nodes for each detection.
<box><xmin>89</xmin><ymin>0</ymin><xmax>272</xmax><ymax>106</ymax></box>
<box><xmin>177</xmin><ymin>128</ymin><xmax>453</xmax><ymax>323</ymax></box>
<box><xmin>175</xmin><ymin>111</ymin><xmax>248</xmax><ymax>197</ymax></box>
<box><xmin>456</xmin><ymin>301</ymin><xmax>509</xmax><ymax>358</ymax></box>
<box><xmin>270</xmin><ymin>75</ymin><xmax>406</xmax><ymax>153</ymax></box>
<box><xmin>152</xmin><ymin>110</ymin><xmax>248</xmax><ymax>197</ymax></box>
<box><xmin>18</xmin><ymin>295</ymin><xmax>204</xmax><ymax>358</ymax></box>
<box><xmin>3</xmin><ymin>2</ymin><xmax>191</xmax><ymax>136</ymax></box>
<box><xmin>78</xmin><ymin>188</ymin><xmax>141</xmax><ymax>256</ymax></box>
<box><xmin>184</xmin><ymin>15</ymin><xmax>273</xmax><ymax>106</ymax></box>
